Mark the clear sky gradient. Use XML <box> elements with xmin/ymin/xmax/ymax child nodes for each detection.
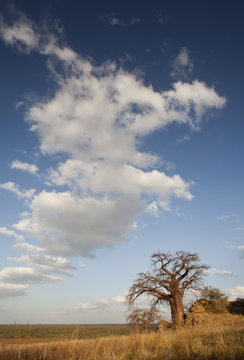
<box><xmin>0</xmin><ymin>0</ymin><xmax>243</xmax><ymax>323</ymax></box>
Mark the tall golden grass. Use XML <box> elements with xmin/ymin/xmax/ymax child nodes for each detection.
<box><xmin>0</xmin><ymin>315</ymin><xmax>243</xmax><ymax>360</ymax></box>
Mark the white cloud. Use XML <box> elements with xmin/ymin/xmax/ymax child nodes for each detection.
<box><xmin>112</xmin><ymin>295</ymin><xmax>125</xmax><ymax>303</ymax></box>
<box><xmin>164</xmin><ymin>81</ymin><xmax>226</xmax><ymax>126</ymax></box>
<box><xmin>227</xmin><ymin>286</ymin><xmax>244</xmax><ymax>300</ymax></box>
<box><xmin>8</xmin><ymin>254</ymin><xmax>75</xmax><ymax>276</ymax></box>
<box><xmin>0</xmin><ymin>182</ymin><xmax>35</xmax><ymax>199</ymax></box>
<box><xmin>0</xmin><ymin>10</ymin><xmax>77</xmax><ymax>62</ymax></box>
<box><xmin>13</xmin><ymin>241</ymin><xmax>46</xmax><ymax>253</ymax></box>
<box><xmin>0</xmin><ymin>227</ymin><xmax>23</xmax><ymax>241</ymax></box>
<box><xmin>0</xmin><ymin>267</ymin><xmax>61</xmax><ymax>284</ymax></box>
<box><xmin>177</xmin><ymin>134</ymin><xmax>191</xmax><ymax>143</ymax></box>
<box><xmin>48</xmin><ymin>162</ymin><xmax>193</xmax><ymax>206</ymax></box>
<box><xmin>0</xmin><ymin>11</ymin><xmax>39</xmax><ymax>52</ymax></box>
<box><xmin>11</xmin><ymin>160</ymin><xmax>39</xmax><ymax>175</ymax></box>
<box><xmin>0</xmin><ymin>283</ymin><xmax>29</xmax><ymax>299</ymax></box>
<box><xmin>16</xmin><ymin>101</ymin><xmax>24</xmax><ymax>109</ymax></box>
<box><xmin>145</xmin><ymin>201</ymin><xmax>159</xmax><ymax>217</ymax></box>
<box><xmin>0</xmin><ymin>12</ymin><xmax>226</xmax><ymax>261</ymax></box>
<box><xmin>206</xmin><ymin>268</ymin><xmax>233</xmax><ymax>276</ymax></box>
<box><xmin>13</xmin><ymin>191</ymin><xmax>142</xmax><ymax>257</ymax></box>
<box><xmin>72</xmin><ymin>295</ymin><xmax>125</xmax><ymax>313</ymax></box>
<box><xmin>170</xmin><ymin>47</ymin><xmax>193</xmax><ymax>79</ymax></box>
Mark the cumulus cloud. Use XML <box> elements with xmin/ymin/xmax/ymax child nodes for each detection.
<box><xmin>0</xmin><ymin>182</ymin><xmax>35</xmax><ymax>199</ymax></box>
<box><xmin>13</xmin><ymin>191</ymin><xmax>142</xmax><ymax>257</ymax></box>
<box><xmin>0</xmin><ymin>11</ymin><xmax>226</xmax><ymax>262</ymax></box>
<box><xmin>47</xmin><ymin>162</ymin><xmax>193</xmax><ymax>206</ymax></box>
<box><xmin>206</xmin><ymin>268</ymin><xmax>233</xmax><ymax>276</ymax></box>
<box><xmin>227</xmin><ymin>286</ymin><xmax>244</xmax><ymax>300</ymax></box>
<box><xmin>170</xmin><ymin>47</ymin><xmax>193</xmax><ymax>79</ymax></box>
<box><xmin>0</xmin><ymin>227</ymin><xmax>23</xmax><ymax>241</ymax></box>
<box><xmin>11</xmin><ymin>160</ymin><xmax>39</xmax><ymax>175</ymax></box>
<box><xmin>0</xmin><ymin>283</ymin><xmax>29</xmax><ymax>299</ymax></box>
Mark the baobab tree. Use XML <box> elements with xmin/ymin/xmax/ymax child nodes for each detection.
<box><xmin>127</xmin><ymin>251</ymin><xmax>209</xmax><ymax>326</ymax></box>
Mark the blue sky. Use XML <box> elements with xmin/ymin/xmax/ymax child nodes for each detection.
<box><xmin>0</xmin><ymin>0</ymin><xmax>243</xmax><ymax>324</ymax></box>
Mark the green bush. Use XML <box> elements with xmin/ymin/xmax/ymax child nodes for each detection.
<box><xmin>228</xmin><ymin>298</ymin><xmax>244</xmax><ymax>315</ymax></box>
<box><xmin>200</xmin><ymin>286</ymin><xmax>229</xmax><ymax>314</ymax></box>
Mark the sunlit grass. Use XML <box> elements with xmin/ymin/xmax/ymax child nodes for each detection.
<box><xmin>0</xmin><ymin>315</ymin><xmax>243</xmax><ymax>359</ymax></box>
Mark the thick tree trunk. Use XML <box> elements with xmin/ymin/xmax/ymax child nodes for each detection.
<box><xmin>169</xmin><ymin>294</ymin><xmax>184</xmax><ymax>326</ymax></box>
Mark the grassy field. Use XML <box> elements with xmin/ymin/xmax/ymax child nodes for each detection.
<box><xmin>0</xmin><ymin>315</ymin><xmax>243</xmax><ymax>359</ymax></box>
<box><xmin>0</xmin><ymin>323</ymin><xmax>130</xmax><ymax>340</ymax></box>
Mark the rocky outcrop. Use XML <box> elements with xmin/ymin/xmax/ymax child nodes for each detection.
<box><xmin>184</xmin><ymin>312</ymin><xmax>214</xmax><ymax>325</ymax></box>
<box><xmin>185</xmin><ymin>299</ymin><xmax>214</xmax><ymax>325</ymax></box>
<box><xmin>184</xmin><ymin>298</ymin><xmax>244</xmax><ymax>325</ymax></box>
<box><xmin>156</xmin><ymin>320</ymin><xmax>172</xmax><ymax>331</ymax></box>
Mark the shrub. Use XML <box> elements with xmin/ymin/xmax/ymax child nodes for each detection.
<box><xmin>200</xmin><ymin>286</ymin><xmax>229</xmax><ymax>314</ymax></box>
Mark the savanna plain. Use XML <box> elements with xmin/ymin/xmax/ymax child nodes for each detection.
<box><xmin>0</xmin><ymin>315</ymin><xmax>243</xmax><ymax>360</ymax></box>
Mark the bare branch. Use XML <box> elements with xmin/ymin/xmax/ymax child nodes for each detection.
<box><xmin>127</xmin><ymin>251</ymin><xmax>209</xmax><ymax>326</ymax></box>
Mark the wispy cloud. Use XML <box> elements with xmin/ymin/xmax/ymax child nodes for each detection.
<box><xmin>0</xmin><ymin>10</ymin><xmax>39</xmax><ymax>53</ymax></box>
<box><xmin>0</xmin><ymin>267</ymin><xmax>61</xmax><ymax>284</ymax></box>
<box><xmin>170</xmin><ymin>47</ymin><xmax>193</xmax><ymax>80</ymax></box>
<box><xmin>176</xmin><ymin>134</ymin><xmax>191</xmax><ymax>144</ymax></box>
<box><xmin>206</xmin><ymin>267</ymin><xmax>234</xmax><ymax>276</ymax></box>
<box><xmin>8</xmin><ymin>254</ymin><xmax>75</xmax><ymax>276</ymax></box>
<box><xmin>13</xmin><ymin>242</ymin><xmax>46</xmax><ymax>253</ymax></box>
<box><xmin>11</xmin><ymin>160</ymin><xmax>39</xmax><ymax>175</ymax></box>
<box><xmin>130</xmin><ymin>17</ymin><xmax>141</xmax><ymax>25</ymax></box>
<box><xmin>99</xmin><ymin>14</ymin><xmax>124</xmax><ymax>26</ymax></box>
<box><xmin>71</xmin><ymin>295</ymin><xmax>125</xmax><ymax>313</ymax></box>
<box><xmin>216</xmin><ymin>214</ymin><xmax>236</xmax><ymax>222</ymax></box>
<box><xmin>145</xmin><ymin>201</ymin><xmax>159</xmax><ymax>217</ymax></box>
<box><xmin>0</xmin><ymin>227</ymin><xmax>23</xmax><ymax>241</ymax></box>
<box><xmin>0</xmin><ymin>182</ymin><xmax>35</xmax><ymax>199</ymax></box>
<box><xmin>235</xmin><ymin>226</ymin><xmax>244</xmax><ymax>231</ymax></box>
<box><xmin>158</xmin><ymin>14</ymin><xmax>169</xmax><ymax>25</ymax></box>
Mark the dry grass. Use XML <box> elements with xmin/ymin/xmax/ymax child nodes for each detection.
<box><xmin>0</xmin><ymin>315</ymin><xmax>243</xmax><ymax>360</ymax></box>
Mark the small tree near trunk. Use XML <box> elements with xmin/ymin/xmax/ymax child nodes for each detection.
<box><xmin>127</xmin><ymin>251</ymin><xmax>209</xmax><ymax>326</ymax></box>
<box><xmin>126</xmin><ymin>307</ymin><xmax>160</xmax><ymax>332</ymax></box>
